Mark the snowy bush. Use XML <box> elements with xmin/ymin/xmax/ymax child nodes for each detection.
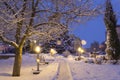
<box><xmin>83</xmin><ymin>55</ymin><xmax>108</xmax><ymax>64</ymax></box>
<box><xmin>84</xmin><ymin>58</ymin><xmax>94</xmax><ymax>63</ymax></box>
<box><xmin>67</xmin><ymin>55</ymin><xmax>74</xmax><ymax>60</ymax></box>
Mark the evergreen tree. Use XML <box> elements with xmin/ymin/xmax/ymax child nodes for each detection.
<box><xmin>104</xmin><ymin>0</ymin><xmax>120</xmax><ymax>61</ymax></box>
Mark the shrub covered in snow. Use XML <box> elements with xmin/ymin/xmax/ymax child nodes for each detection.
<box><xmin>67</xmin><ymin>55</ymin><xmax>74</xmax><ymax>60</ymax></box>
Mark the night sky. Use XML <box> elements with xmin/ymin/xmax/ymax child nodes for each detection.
<box><xmin>72</xmin><ymin>16</ymin><xmax>106</xmax><ymax>48</ymax></box>
<box><xmin>72</xmin><ymin>0</ymin><xmax>120</xmax><ymax>48</ymax></box>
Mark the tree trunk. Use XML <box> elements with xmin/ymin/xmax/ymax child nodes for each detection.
<box><xmin>12</xmin><ymin>47</ymin><xmax>23</xmax><ymax>76</ymax></box>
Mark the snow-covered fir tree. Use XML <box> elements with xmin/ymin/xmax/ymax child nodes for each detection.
<box><xmin>104</xmin><ymin>0</ymin><xmax>120</xmax><ymax>61</ymax></box>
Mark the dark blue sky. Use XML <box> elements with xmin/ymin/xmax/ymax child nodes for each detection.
<box><xmin>72</xmin><ymin>16</ymin><xmax>106</xmax><ymax>48</ymax></box>
<box><xmin>72</xmin><ymin>0</ymin><xmax>120</xmax><ymax>48</ymax></box>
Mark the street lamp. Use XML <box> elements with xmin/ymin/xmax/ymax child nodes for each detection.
<box><xmin>33</xmin><ymin>46</ymin><xmax>41</xmax><ymax>74</ymax></box>
<box><xmin>77</xmin><ymin>47</ymin><xmax>84</xmax><ymax>54</ymax></box>
<box><xmin>77</xmin><ymin>47</ymin><xmax>85</xmax><ymax>59</ymax></box>
<box><xmin>50</xmin><ymin>48</ymin><xmax>57</xmax><ymax>56</ymax></box>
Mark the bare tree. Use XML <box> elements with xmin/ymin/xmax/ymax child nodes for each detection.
<box><xmin>90</xmin><ymin>41</ymin><xmax>100</xmax><ymax>51</ymax></box>
<box><xmin>0</xmin><ymin>0</ymin><xmax>102</xmax><ymax>76</ymax></box>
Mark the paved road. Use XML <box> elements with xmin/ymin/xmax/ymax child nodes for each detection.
<box><xmin>56</xmin><ymin>59</ymin><xmax>73</xmax><ymax>80</ymax></box>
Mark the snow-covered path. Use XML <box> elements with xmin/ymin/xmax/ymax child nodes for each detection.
<box><xmin>56</xmin><ymin>59</ymin><xmax>73</xmax><ymax>80</ymax></box>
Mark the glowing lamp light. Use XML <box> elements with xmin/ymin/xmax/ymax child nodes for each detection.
<box><xmin>77</xmin><ymin>47</ymin><xmax>84</xmax><ymax>53</ymax></box>
<box><xmin>50</xmin><ymin>48</ymin><xmax>57</xmax><ymax>56</ymax></box>
<box><xmin>35</xmin><ymin>46</ymin><xmax>41</xmax><ymax>53</ymax></box>
<box><xmin>36</xmin><ymin>58</ymin><xmax>40</xmax><ymax>62</ymax></box>
<box><xmin>80</xmin><ymin>49</ymin><xmax>84</xmax><ymax>53</ymax></box>
<box><xmin>81</xmin><ymin>40</ymin><xmax>87</xmax><ymax>45</ymax></box>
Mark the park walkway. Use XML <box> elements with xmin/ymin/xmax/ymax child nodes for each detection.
<box><xmin>56</xmin><ymin>59</ymin><xmax>73</xmax><ymax>80</ymax></box>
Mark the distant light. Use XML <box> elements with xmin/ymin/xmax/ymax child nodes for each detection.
<box><xmin>81</xmin><ymin>40</ymin><xmax>87</xmax><ymax>45</ymax></box>
<box><xmin>57</xmin><ymin>40</ymin><xmax>61</xmax><ymax>45</ymax></box>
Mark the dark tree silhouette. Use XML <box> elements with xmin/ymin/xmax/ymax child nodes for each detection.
<box><xmin>104</xmin><ymin>0</ymin><xmax>120</xmax><ymax>62</ymax></box>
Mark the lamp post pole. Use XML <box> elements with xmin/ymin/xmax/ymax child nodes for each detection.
<box><xmin>33</xmin><ymin>45</ymin><xmax>42</xmax><ymax>74</ymax></box>
<box><xmin>36</xmin><ymin>53</ymin><xmax>40</xmax><ymax>71</ymax></box>
<box><xmin>35</xmin><ymin>46</ymin><xmax>41</xmax><ymax>71</ymax></box>
<box><xmin>77</xmin><ymin>47</ymin><xmax>84</xmax><ymax>60</ymax></box>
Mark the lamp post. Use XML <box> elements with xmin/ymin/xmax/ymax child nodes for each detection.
<box><xmin>34</xmin><ymin>46</ymin><xmax>41</xmax><ymax>71</ymax></box>
<box><xmin>77</xmin><ymin>47</ymin><xmax>85</xmax><ymax>59</ymax></box>
<box><xmin>50</xmin><ymin>48</ymin><xmax>57</xmax><ymax>56</ymax></box>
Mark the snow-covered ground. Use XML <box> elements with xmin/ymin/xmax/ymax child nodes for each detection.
<box><xmin>69</xmin><ymin>61</ymin><xmax>120</xmax><ymax>80</ymax></box>
<box><xmin>0</xmin><ymin>53</ymin><xmax>58</xmax><ymax>80</ymax></box>
<box><xmin>66</xmin><ymin>56</ymin><xmax>120</xmax><ymax>80</ymax></box>
<box><xmin>0</xmin><ymin>53</ymin><xmax>120</xmax><ymax>80</ymax></box>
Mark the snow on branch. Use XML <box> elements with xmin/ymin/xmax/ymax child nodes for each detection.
<box><xmin>33</xmin><ymin>22</ymin><xmax>67</xmax><ymax>29</ymax></box>
<box><xmin>0</xmin><ymin>33</ymin><xmax>18</xmax><ymax>48</ymax></box>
